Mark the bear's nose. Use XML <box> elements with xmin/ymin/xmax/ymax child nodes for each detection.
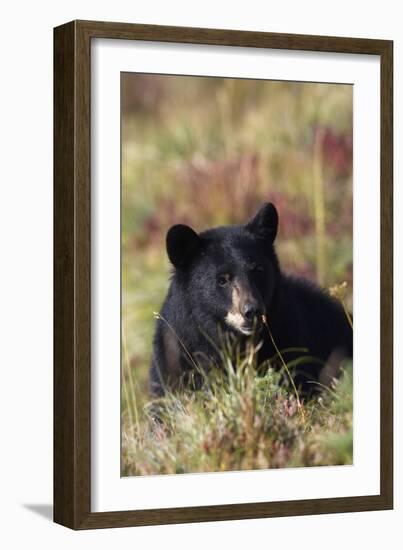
<box><xmin>242</xmin><ymin>303</ymin><xmax>260</xmax><ymax>321</ymax></box>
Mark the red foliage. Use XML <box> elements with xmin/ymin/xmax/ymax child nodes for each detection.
<box><xmin>321</xmin><ymin>128</ymin><xmax>352</xmax><ymax>177</ymax></box>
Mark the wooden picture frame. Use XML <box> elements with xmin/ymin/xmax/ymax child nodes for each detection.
<box><xmin>54</xmin><ymin>19</ymin><xmax>393</xmax><ymax>529</ymax></box>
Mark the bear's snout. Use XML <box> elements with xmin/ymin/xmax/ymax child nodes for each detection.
<box><xmin>242</xmin><ymin>302</ymin><xmax>262</xmax><ymax>322</ymax></box>
<box><xmin>225</xmin><ymin>282</ymin><xmax>263</xmax><ymax>335</ymax></box>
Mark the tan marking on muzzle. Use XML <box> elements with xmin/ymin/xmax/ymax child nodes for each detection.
<box><xmin>225</xmin><ymin>281</ymin><xmax>253</xmax><ymax>335</ymax></box>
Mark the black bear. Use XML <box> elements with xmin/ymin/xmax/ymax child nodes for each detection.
<box><xmin>150</xmin><ymin>203</ymin><xmax>352</xmax><ymax>397</ymax></box>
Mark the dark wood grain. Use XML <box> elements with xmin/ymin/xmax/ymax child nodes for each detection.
<box><xmin>75</xmin><ymin>19</ymin><xmax>391</xmax><ymax>54</ymax></box>
<box><xmin>54</xmin><ymin>20</ymin><xmax>393</xmax><ymax>530</ymax></box>
<box><xmin>54</xmin><ymin>20</ymin><xmax>91</xmax><ymax>528</ymax></box>
<box><xmin>54</xmin><ymin>21</ymin><xmax>76</xmax><ymax>527</ymax></box>
<box><xmin>380</xmin><ymin>40</ymin><xmax>393</xmax><ymax>507</ymax></box>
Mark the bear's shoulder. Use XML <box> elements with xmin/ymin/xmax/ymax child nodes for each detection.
<box><xmin>280</xmin><ymin>273</ymin><xmax>340</xmax><ymax>313</ymax></box>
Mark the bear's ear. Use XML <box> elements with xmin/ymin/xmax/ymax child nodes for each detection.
<box><xmin>166</xmin><ymin>224</ymin><xmax>201</xmax><ymax>268</ymax></box>
<box><xmin>245</xmin><ymin>202</ymin><xmax>278</xmax><ymax>243</ymax></box>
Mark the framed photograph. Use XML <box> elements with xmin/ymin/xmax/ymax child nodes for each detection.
<box><xmin>54</xmin><ymin>20</ymin><xmax>393</xmax><ymax>529</ymax></box>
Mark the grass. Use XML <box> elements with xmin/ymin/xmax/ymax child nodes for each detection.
<box><xmin>120</xmin><ymin>75</ymin><xmax>353</xmax><ymax>475</ymax></box>
<box><xmin>122</xmin><ymin>337</ymin><xmax>353</xmax><ymax>476</ymax></box>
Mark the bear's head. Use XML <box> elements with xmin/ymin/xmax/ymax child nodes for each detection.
<box><xmin>166</xmin><ymin>203</ymin><xmax>280</xmax><ymax>336</ymax></box>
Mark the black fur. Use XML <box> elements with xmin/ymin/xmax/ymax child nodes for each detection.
<box><xmin>150</xmin><ymin>203</ymin><xmax>352</xmax><ymax>397</ymax></box>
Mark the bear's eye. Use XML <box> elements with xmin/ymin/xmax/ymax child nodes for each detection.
<box><xmin>250</xmin><ymin>262</ymin><xmax>264</xmax><ymax>273</ymax></box>
<box><xmin>217</xmin><ymin>273</ymin><xmax>231</xmax><ymax>287</ymax></box>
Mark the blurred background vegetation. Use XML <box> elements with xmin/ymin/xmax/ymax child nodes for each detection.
<box><xmin>121</xmin><ymin>74</ymin><xmax>353</xmax><ymax>474</ymax></box>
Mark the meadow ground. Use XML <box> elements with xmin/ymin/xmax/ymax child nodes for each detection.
<box><xmin>121</xmin><ymin>75</ymin><xmax>353</xmax><ymax>475</ymax></box>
